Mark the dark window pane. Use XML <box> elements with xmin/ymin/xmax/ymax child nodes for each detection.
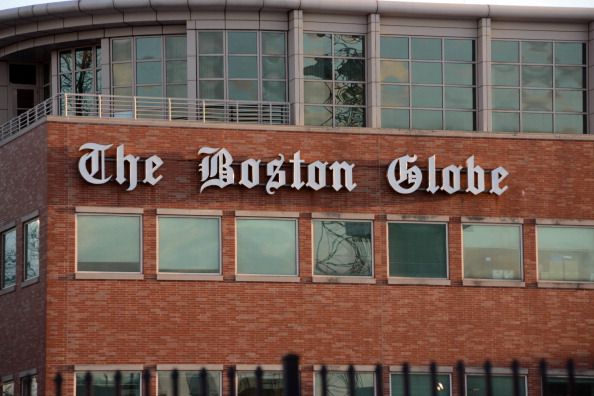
<box><xmin>445</xmin><ymin>110</ymin><xmax>474</xmax><ymax>131</ymax></box>
<box><xmin>522</xmin><ymin>66</ymin><xmax>552</xmax><ymax>88</ymax></box>
<box><xmin>492</xmin><ymin>111</ymin><xmax>519</xmax><ymax>133</ymax></box>
<box><xmin>389</xmin><ymin>223</ymin><xmax>447</xmax><ymax>278</ymax></box>
<box><xmin>411</xmin><ymin>62</ymin><xmax>442</xmax><ymax>84</ymax></box>
<box><xmin>228</xmin><ymin>56</ymin><xmax>257</xmax><ymax>79</ymax></box>
<box><xmin>76</xmin><ymin>372</ymin><xmax>141</xmax><ymax>396</ymax></box>
<box><xmin>381</xmin><ymin>108</ymin><xmax>409</xmax><ymax>129</ymax></box>
<box><xmin>335</xmin><ymin>83</ymin><xmax>365</xmax><ymax>105</ymax></box>
<box><xmin>522</xmin><ymin>41</ymin><xmax>552</xmax><ymax>64</ymax></box>
<box><xmin>199</xmin><ymin>31</ymin><xmax>223</xmax><ymax>54</ymax></box>
<box><xmin>136</xmin><ymin>37</ymin><xmax>161</xmax><ymax>60</ymax></box>
<box><xmin>9</xmin><ymin>64</ymin><xmax>36</xmax><ymax>85</ymax></box>
<box><xmin>555</xmin><ymin>114</ymin><xmax>586</xmax><ymax>134</ymax></box>
<box><xmin>96</xmin><ymin>47</ymin><xmax>101</xmax><ymax>67</ymax></box>
<box><xmin>304</xmin><ymin>33</ymin><xmax>332</xmax><ymax>56</ymax></box>
<box><xmin>411</xmin><ymin>38</ymin><xmax>441</xmax><ymax>60</ymax></box>
<box><xmin>412</xmin><ymin>86</ymin><xmax>442</xmax><ymax>108</ymax></box>
<box><xmin>75</xmin><ymin>48</ymin><xmax>93</xmax><ymax>70</ymax></box>
<box><xmin>555</xmin><ymin>90</ymin><xmax>585</xmax><ymax>113</ymax></box>
<box><xmin>381</xmin><ymin>60</ymin><xmax>409</xmax><ymax>83</ymax></box>
<box><xmin>16</xmin><ymin>89</ymin><xmax>34</xmax><ymax>109</ymax></box>
<box><xmin>492</xmin><ymin>40</ymin><xmax>518</xmax><ymax>63</ymax></box>
<box><xmin>492</xmin><ymin>64</ymin><xmax>519</xmax><ymax>86</ymax></box>
<box><xmin>445</xmin><ymin>87</ymin><xmax>474</xmax><ymax>109</ymax></box>
<box><xmin>136</xmin><ymin>61</ymin><xmax>162</xmax><ymax>84</ymax></box>
<box><xmin>467</xmin><ymin>375</ymin><xmax>526</xmax><ymax>396</ymax></box>
<box><xmin>315</xmin><ymin>372</ymin><xmax>374</xmax><ymax>396</ymax></box>
<box><xmin>412</xmin><ymin>109</ymin><xmax>442</xmax><ymax>129</ymax></box>
<box><xmin>60</xmin><ymin>51</ymin><xmax>72</xmax><ymax>74</ymax></box>
<box><xmin>544</xmin><ymin>377</ymin><xmax>594</xmax><ymax>396</ymax></box>
<box><xmin>381</xmin><ymin>85</ymin><xmax>409</xmax><ymax>107</ymax></box>
<box><xmin>238</xmin><ymin>372</ymin><xmax>283</xmax><ymax>396</ymax></box>
<box><xmin>199</xmin><ymin>56</ymin><xmax>224</xmax><ymax>78</ymax></box>
<box><xmin>304</xmin><ymin>81</ymin><xmax>333</xmax><ymax>104</ymax></box>
<box><xmin>335</xmin><ymin>59</ymin><xmax>365</xmax><ymax>81</ymax></box>
<box><xmin>335</xmin><ymin>107</ymin><xmax>365</xmax><ymax>127</ymax></box>
<box><xmin>158</xmin><ymin>371</ymin><xmax>220</xmax><ymax>396</ymax></box>
<box><xmin>493</xmin><ymin>88</ymin><xmax>519</xmax><ymax>110</ymax></box>
<box><xmin>314</xmin><ymin>220</ymin><xmax>372</xmax><ymax>276</ymax></box>
<box><xmin>444</xmin><ymin>39</ymin><xmax>474</xmax><ymax>61</ymax></box>
<box><xmin>555</xmin><ymin>42</ymin><xmax>585</xmax><ymax>65</ymax></box>
<box><xmin>522</xmin><ymin>89</ymin><xmax>552</xmax><ymax>111</ymax></box>
<box><xmin>381</xmin><ymin>36</ymin><xmax>408</xmax><ymax>59</ymax></box>
<box><xmin>199</xmin><ymin>80</ymin><xmax>224</xmax><ymax>99</ymax></box>
<box><xmin>112</xmin><ymin>38</ymin><xmax>131</xmax><ymax>61</ymax></box>
<box><xmin>523</xmin><ymin>113</ymin><xmax>553</xmax><ymax>133</ymax></box>
<box><xmin>305</xmin><ymin>105</ymin><xmax>333</xmax><ymax>126</ymax></box>
<box><xmin>555</xmin><ymin>66</ymin><xmax>585</xmax><ymax>89</ymax></box>
<box><xmin>334</xmin><ymin>34</ymin><xmax>364</xmax><ymax>57</ymax></box>
<box><xmin>228</xmin><ymin>31</ymin><xmax>257</xmax><ymax>54</ymax></box>
<box><xmin>262</xmin><ymin>81</ymin><xmax>286</xmax><ymax>102</ymax></box>
<box><xmin>74</xmin><ymin>71</ymin><xmax>94</xmax><ymax>93</ymax></box>
<box><xmin>262</xmin><ymin>57</ymin><xmax>286</xmax><ymax>79</ymax></box>
<box><xmin>165</xmin><ymin>36</ymin><xmax>186</xmax><ymax>59</ymax></box>
<box><xmin>262</xmin><ymin>32</ymin><xmax>286</xmax><ymax>55</ymax></box>
<box><xmin>60</xmin><ymin>74</ymin><xmax>72</xmax><ymax>93</ymax></box>
<box><xmin>304</xmin><ymin>57</ymin><xmax>332</xmax><ymax>80</ymax></box>
<box><xmin>228</xmin><ymin>80</ymin><xmax>258</xmax><ymax>101</ymax></box>
<box><xmin>392</xmin><ymin>373</ymin><xmax>450</xmax><ymax>396</ymax></box>
<box><xmin>444</xmin><ymin>63</ymin><xmax>474</xmax><ymax>85</ymax></box>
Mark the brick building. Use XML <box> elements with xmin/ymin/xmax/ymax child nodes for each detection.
<box><xmin>0</xmin><ymin>1</ymin><xmax>594</xmax><ymax>395</ymax></box>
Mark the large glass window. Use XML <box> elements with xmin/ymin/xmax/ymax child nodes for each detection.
<box><xmin>466</xmin><ymin>374</ymin><xmax>526</xmax><ymax>396</ymax></box>
<box><xmin>1</xmin><ymin>381</ymin><xmax>14</xmax><ymax>396</ymax></box>
<box><xmin>24</xmin><ymin>218</ymin><xmax>39</xmax><ymax>280</ymax></box>
<box><xmin>75</xmin><ymin>371</ymin><xmax>140</xmax><ymax>395</ymax></box>
<box><xmin>236</xmin><ymin>219</ymin><xmax>297</xmax><ymax>276</ymax></box>
<box><xmin>77</xmin><ymin>214</ymin><xmax>141</xmax><ymax>272</ymax></box>
<box><xmin>388</xmin><ymin>222</ymin><xmax>448</xmax><ymax>278</ymax></box>
<box><xmin>20</xmin><ymin>376</ymin><xmax>37</xmax><ymax>396</ymax></box>
<box><xmin>463</xmin><ymin>224</ymin><xmax>522</xmax><ymax>280</ymax></box>
<box><xmin>544</xmin><ymin>377</ymin><xmax>594</xmax><ymax>396</ymax></box>
<box><xmin>237</xmin><ymin>371</ymin><xmax>283</xmax><ymax>396</ymax></box>
<box><xmin>491</xmin><ymin>40</ymin><xmax>586</xmax><ymax>133</ymax></box>
<box><xmin>313</xmin><ymin>220</ymin><xmax>372</xmax><ymax>276</ymax></box>
<box><xmin>391</xmin><ymin>373</ymin><xmax>450</xmax><ymax>396</ymax></box>
<box><xmin>197</xmin><ymin>31</ymin><xmax>287</xmax><ymax>103</ymax></box>
<box><xmin>59</xmin><ymin>46</ymin><xmax>101</xmax><ymax>94</ymax></box>
<box><xmin>380</xmin><ymin>36</ymin><xmax>476</xmax><ymax>131</ymax></box>
<box><xmin>538</xmin><ymin>226</ymin><xmax>594</xmax><ymax>282</ymax></box>
<box><xmin>304</xmin><ymin>33</ymin><xmax>365</xmax><ymax>127</ymax></box>
<box><xmin>158</xmin><ymin>216</ymin><xmax>220</xmax><ymax>274</ymax></box>
<box><xmin>314</xmin><ymin>371</ymin><xmax>374</xmax><ymax>396</ymax></box>
<box><xmin>158</xmin><ymin>370</ymin><xmax>220</xmax><ymax>396</ymax></box>
<box><xmin>1</xmin><ymin>228</ymin><xmax>16</xmax><ymax>288</ymax></box>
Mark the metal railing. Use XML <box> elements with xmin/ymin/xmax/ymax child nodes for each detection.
<box><xmin>0</xmin><ymin>93</ymin><xmax>291</xmax><ymax>144</ymax></box>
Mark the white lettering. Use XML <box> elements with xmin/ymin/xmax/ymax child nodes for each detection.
<box><xmin>198</xmin><ymin>147</ymin><xmax>234</xmax><ymax>192</ymax></box>
<box><xmin>78</xmin><ymin>143</ymin><xmax>112</xmax><ymax>185</ymax></box>
<box><xmin>143</xmin><ymin>155</ymin><xmax>163</xmax><ymax>186</ymax></box>
<box><xmin>116</xmin><ymin>144</ymin><xmax>139</xmax><ymax>191</ymax></box>
<box><xmin>329</xmin><ymin>161</ymin><xmax>357</xmax><ymax>192</ymax></box>
<box><xmin>441</xmin><ymin>164</ymin><xmax>462</xmax><ymax>194</ymax></box>
<box><xmin>465</xmin><ymin>155</ymin><xmax>485</xmax><ymax>195</ymax></box>
<box><xmin>306</xmin><ymin>161</ymin><xmax>328</xmax><ymax>191</ymax></box>
<box><xmin>490</xmin><ymin>166</ymin><xmax>509</xmax><ymax>195</ymax></box>
<box><xmin>290</xmin><ymin>151</ymin><xmax>305</xmax><ymax>190</ymax></box>
<box><xmin>426</xmin><ymin>155</ymin><xmax>439</xmax><ymax>194</ymax></box>
<box><xmin>387</xmin><ymin>155</ymin><xmax>422</xmax><ymax>194</ymax></box>
<box><xmin>239</xmin><ymin>158</ymin><xmax>261</xmax><ymax>189</ymax></box>
<box><xmin>266</xmin><ymin>154</ymin><xmax>286</xmax><ymax>195</ymax></box>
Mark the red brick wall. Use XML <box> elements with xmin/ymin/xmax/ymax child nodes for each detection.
<box><xmin>38</xmin><ymin>120</ymin><xmax>594</xmax><ymax>395</ymax></box>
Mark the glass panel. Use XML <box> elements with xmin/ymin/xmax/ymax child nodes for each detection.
<box><xmin>555</xmin><ymin>42</ymin><xmax>585</xmax><ymax>65</ymax></box>
<box><xmin>112</xmin><ymin>38</ymin><xmax>132</xmax><ymax>62</ymax></box>
<box><xmin>167</xmin><ymin>60</ymin><xmax>186</xmax><ymax>84</ymax></box>
<box><xmin>493</xmin><ymin>112</ymin><xmax>519</xmax><ymax>133</ymax></box>
<box><xmin>305</xmin><ymin>105</ymin><xmax>333</xmax><ymax>126</ymax></box>
<box><xmin>445</xmin><ymin>111</ymin><xmax>474</xmax><ymax>131</ymax></box>
<box><xmin>493</xmin><ymin>88</ymin><xmax>520</xmax><ymax>110</ymax></box>
<box><xmin>228</xmin><ymin>56</ymin><xmax>257</xmax><ymax>79</ymax></box>
<box><xmin>263</xmin><ymin>57</ymin><xmax>286</xmax><ymax>79</ymax></box>
<box><xmin>445</xmin><ymin>87</ymin><xmax>474</xmax><ymax>109</ymax></box>
<box><xmin>137</xmin><ymin>61</ymin><xmax>162</xmax><ymax>85</ymax></box>
<box><xmin>77</xmin><ymin>215</ymin><xmax>141</xmax><ymax>272</ymax></box>
<box><xmin>24</xmin><ymin>219</ymin><xmax>39</xmax><ymax>280</ymax></box>
<box><xmin>335</xmin><ymin>59</ymin><xmax>365</xmax><ymax>81</ymax></box>
<box><xmin>463</xmin><ymin>224</ymin><xmax>522</xmax><ymax>280</ymax></box>
<box><xmin>389</xmin><ymin>223</ymin><xmax>447</xmax><ymax>278</ymax></box>
<box><xmin>335</xmin><ymin>106</ymin><xmax>365</xmax><ymax>127</ymax></box>
<box><xmin>228</xmin><ymin>31</ymin><xmax>257</xmax><ymax>54</ymax></box>
<box><xmin>444</xmin><ymin>63</ymin><xmax>474</xmax><ymax>85</ymax></box>
<box><xmin>522</xmin><ymin>41</ymin><xmax>553</xmax><ymax>64</ymax></box>
<box><xmin>238</xmin><ymin>372</ymin><xmax>283</xmax><ymax>396</ymax></box>
<box><xmin>262</xmin><ymin>32</ymin><xmax>286</xmax><ymax>55</ymax></box>
<box><xmin>96</xmin><ymin>70</ymin><xmax>102</xmax><ymax>92</ymax></box>
<box><xmin>522</xmin><ymin>89</ymin><xmax>553</xmax><ymax>111</ymax></box>
<box><xmin>523</xmin><ymin>113</ymin><xmax>553</xmax><ymax>133</ymax></box>
<box><xmin>315</xmin><ymin>372</ymin><xmax>374</xmax><ymax>396</ymax></box>
<box><xmin>492</xmin><ymin>40</ymin><xmax>519</xmax><ymax>62</ymax></box>
<box><xmin>555</xmin><ymin>114</ymin><xmax>585</xmax><ymax>134</ymax></box>
<box><xmin>492</xmin><ymin>64</ymin><xmax>519</xmax><ymax>86</ymax></box>
<box><xmin>522</xmin><ymin>66</ymin><xmax>552</xmax><ymax>88</ymax></box>
<box><xmin>412</xmin><ymin>86</ymin><xmax>442</xmax><ymax>108</ymax></box>
<box><xmin>228</xmin><ymin>80</ymin><xmax>258</xmax><ymax>101</ymax></box>
<box><xmin>304</xmin><ymin>81</ymin><xmax>333</xmax><ymax>104</ymax></box>
<box><xmin>444</xmin><ymin>39</ymin><xmax>474</xmax><ymax>61</ymax></box>
<box><xmin>544</xmin><ymin>377</ymin><xmax>594</xmax><ymax>396</ymax></box>
<box><xmin>158</xmin><ymin>371</ymin><xmax>220</xmax><ymax>396</ymax></box>
<box><xmin>96</xmin><ymin>47</ymin><xmax>101</xmax><ymax>67</ymax></box>
<box><xmin>236</xmin><ymin>219</ymin><xmax>297</xmax><ymax>275</ymax></box>
<box><xmin>1</xmin><ymin>382</ymin><xmax>13</xmax><ymax>396</ymax></box>
<box><xmin>199</xmin><ymin>80</ymin><xmax>224</xmax><ymax>100</ymax></box>
<box><xmin>263</xmin><ymin>81</ymin><xmax>286</xmax><ymax>102</ymax></box>
<box><xmin>313</xmin><ymin>221</ymin><xmax>372</xmax><ymax>276</ymax></box>
<box><xmin>199</xmin><ymin>56</ymin><xmax>224</xmax><ymax>79</ymax></box>
<box><xmin>60</xmin><ymin>51</ymin><xmax>72</xmax><ymax>74</ymax></box>
<box><xmin>380</xmin><ymin>36</ymin><xmax>408</xmax><ymax>59</ymax></box>
<box><xmin>381</xmin><ymin>85</ymin><xmax>409</xmax><ymax>107</ymax></box>
<box><xmin>136</xmin><ymin>37</ymin><xmax>161</xmax><ymax>60</ymax></box>
<box><xmin>113</xmin><ymin>87</ymin><xmax>132</xmax><ymax>97</ymax></box>
<box><xmin>74</xmin><ymin>71</ymin><xmax>94</xmax><ymax>93</ymax></box>
<box><xmin>304</xmin><ymin>58</ymin><xmax>332</xmax><ymax>80</ymax></box>
<box><xmin>412</xmin><ymin>110</ymin><xmax>442</xmax><ymax>130</ymax></box>
<box><xmin>75</xmin><ymin>372</ymin><xmax>140</xmax><ymax>396</ymax></box>
<box><xmin>199</xmin><ymin>31</ymin><xmax>223</xmax><ymax>54</ymax></box>
<box><xmin>466</xmin><ymin>375</ymin><xmax>526</xmax><ymax>396</ymax></box>
<box><xmin>335</xmin><ymin>83</ymin><xmax>365</xmax><ymax>105</ymax></box>
<box><xmin>555</xmin><ymin>66</ymin><xmax>585</xmax><ymax>89</ymax></box>
<box><xmin>75</xmin><ymin>48</ymin><xmax>93</xmax><ymax>70</ymax></box>
<box><xmin>60</xmin><ymin>74</ymin><xmax>72</xmax><ymax>93</ymax></box>
<box><xmin>381</xmin><ymin>108</ymin><xmax>409</xmax><ymax>129</ymax></box>
<box><xmin>334</xmin><ymin>34</ymin><xmax>364</xmax><ymax>57</ymax></box>
<box><xmin>380</xmin><ymin>60</ymin><xmax>409</xmax><ymax>83</ymax></box>
<box><xmin>112</xmin><ymin>62</ymin><xmax>132</xmax><ymax>86</ymax></box>
<box><xmin>158</xmin><ymin>217</ymin><xmax>220</xmax><ymax>274</ymax></box>
<box><xmin>411</xmin><ymin>62</ymin><xmax>442</xmax><ymax>84</ymax></box>
<box><xmin>165</xmin><ymin>36</ymin><xmax>186</xmax><ymax>59</ymax></box>
<box><xmin>167</xmin><ymin>84</ymin><xmax>187</xmax><ymax>98</ymax></box>
<box><xmin>304</xmin><ymin>33</ymin><xmax>332</xmax><ymax>56</ymax></box>
<box><xmin>391</xmin><ymin>373</ymin><xmax>450</xmax><ymax>396</ymax></box>
<box><xmin>2</xmin><ymin>229</ymin><xmax>16</xmax><ymax>288</ymax></box>
<box><xmin>538</xmin><ymin>227</ymin><xmax>594</xmax><ymax>281</ymax></box>
<box><xmin>555</xmin><ymin>90</ymin><xmax>585</xmax><ymax>113</ymax></box>
<box><xmin>411</xmin><ymin>38</ymin><xmax>441</xmax><ymax>60</ymax></box>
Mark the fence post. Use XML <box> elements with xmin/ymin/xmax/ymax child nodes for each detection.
<box><xmin>143</xmin><ymin>369</ymin><xmax>151</xmax><ymax>396</ymax></box>
<box><xmin>255</xmin><ymin>366</ymin><xmax>264</xmax><ymax>396</ymax></box>
<box><xmin>171</xmin><ymin>369</ymin><xmax>179</xmax><ymax>396</ymax></box>
<box><xmin>567</xmin><ymin>359</ymin><xmax>576</xmax><ymax>396</ymax></box>
<box><xmin>54</xmin><ymin>373</ymin><xmax>63</xmax><ymax>396</ymax></box>
<box><xmin>115</xmin><ymin>371</ymin><xmax>122</xmax><ymax>396</ymax></box>
<box><xmin>540</xmin><ymin>360</ymin><xmax>549</xmax><ymax>396</ymax></box>
<box><xmin>430</xmin><ymin>362</ymin><xmax>438</xmax><ymax>396</ymax></box>
<box><xmin>84</xmin><ymin>371</ymin><xmax>92</xmax><ymax>396</ymax></box>
<box><xmin>456</xmin><ymin>361</ymin><xmax>465</xmax><ymax>396</ymax></box>
<box><xmin>200</xmin><ymin>368</ymin><xmax>209</xmax><ymax>396</ymax></box>
<box><xmin>402</xmin><ymin>363</ymin><xmax>410</xmax><ymax>396</ymax></box>
<box><xmin>347</xmin><ymin>365</ymin><xmax>356</xmax><ymax>396</ymax></box>
<box><xmin>227</xmin><ymin>366</ymin><xmax>236</xmax><ymax>396</ymax></box>
<box><xmin>375</xmin><ymin>364</ymin><xmax>383</xmax><ymax>396</ymax></box>
<box><xmin>512</xmin><ymin>360</ymin><xmax>521</xmax><ymax>396</ymax></box>
<box><xmin>283</xmin><ymin>354</ymin><xmax>300</xmax><ymax>396</ymax></box>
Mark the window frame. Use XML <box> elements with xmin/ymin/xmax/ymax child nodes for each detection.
<box><xmin>74</xmin><ymin>370</ymin><xmax>142</xmax><ymax>395</ymax></box>
<box><xmin>156</xmin><ymin>367</ymin><xmax>222</xmax><ymax>396</ymax></box>
<box><xmin>313</xmin><ymin>366</ymin><xmax>376</xmax><ymax>396</ymax></box>
<box><xmin>59</xmin><ymin>45</ymin><xmax>102</xmax><ymax>94</ymax></box>
<box><xmin>389</xmin><ymin>367</ymin><xmax>452</xmax><ymax>396</ymax></box>
<box><xmin>236</xmin><ymin>367</ymin><xmax>284</xmax><ymax>396</ymax></box>
<box><xmin>465</xmin><ymin>372</ymin><xmax>528</xmax><ymax>396</ymax></box>
<box><xmin>23</xmin><ymin>217</ymin><xmax>40</xmax><ymax>282</ymax></box>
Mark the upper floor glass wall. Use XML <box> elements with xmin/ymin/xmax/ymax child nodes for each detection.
<box><xmin>59</xmin><ymin>46</ymin><xmax>101</xmax><ymax>94</ymax></box>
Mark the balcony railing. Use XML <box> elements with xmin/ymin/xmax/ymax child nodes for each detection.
<box><xmin>0</xmin><ymin>93</ymin><xmax>291</xmax><ymax>144</ymax></box>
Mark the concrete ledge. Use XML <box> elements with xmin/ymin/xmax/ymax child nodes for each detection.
<box><xmin>388</xmin><ymin>278</ymin><xmax>451</xmax><ymax>286</ymax></box>
<box><xmin>0</xmin><ymin>285</ymin><xmax>15</xmax><ymax>296</ymax></box>
<box><xmin>156</xmin><ymin>273</ymin><xmax>223</xmax><ymax>281</ymax></box>
<box><xmin>157</xmin><ymin>364</ymin><xmax>224</xmax><ymax>371</ymax></box>
<box><xmin>461</xmin><ymin>216</ymin><xmax>523</xmax><ymax>224</ymax></box>
<box><xmin>466</xmin><ymin>367</ymin><xmax>529</xmax><ymax>375</ymax></box>
<box><xmin>312</xmin><ymin>276</ymin><xmax>376</xmax><ymax>284</ymax></box>
<box><xmin>236</xmin><ymin>364</ymin><xmax>283</xmax><ymax>371</ymax></box>
<box><xmin>75</xmin><ymin>364</ymin><xmax>144</xmax><ymax>372</ymax></box>
<box><xmin>156</xmin><ymin>208</ymin><xmax>222</xmax><ymax>216</ymax></box>
<box><xmin>235</xmin><ymin>210</ymin><xmax>300</xmax><ymax>218</ymax></box>
<box><xmin>536</xmin><ymin>219</ymin><xmax>594</xmax><ymax>226</ymax></box>
<box><xmin>76</xmin><ymin>206</ymin><xmax>144</xmax><ymax>214</ymax></box>
<box><xmin>0</xmin><ymin>221</ymin><xmax>16</xmax><ymax>232</ymax></box>
<box><xmin>390</xmin><ymin>365</ymin><xmax>453</xmax><ymax>373</ymax></box>
<box><xmin>75</xmin><ymin>272</ymin><xmax>144</xmax><ymax>280</ymax></box>
<box><xmin>462</xmin><ymin>279</ymin><xmax>525</xmax><ymax>288</ymax></box>
<box><xmin>21</xmin><ymin>277</ymin><xmax>40</xmax><ymax>288</ymax></box>
<box><xmin>387</xmin><ymin>214</ymin><xmax>449</xmax><ymax>222</ymax></box>
<box><xmin>311</xmin><ymin>212</ymin><xmax>375</xmax><ymax>220</ymax></box>
<box><xmin>537</xmin><ymin>281</ymin><xmax>594</xmax><ymax>290</ymax></box>
<box><xmin>18</xmin><ymin>369</ymin><xmax>37</xmax><ymax>378</ymax></box>
<box><xmin>235</xmin><ymin>275</ymin><xmax>301</xmax><ymax>283</ymax></box>
<box><xmin>313</xmin><ymin>365</ymin><xmax>376</xmax><ymax>372</ymax></box>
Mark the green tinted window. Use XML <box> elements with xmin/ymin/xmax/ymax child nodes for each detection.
<box><xmin>445</xmin><ymin>87</ymin><xmax>474</xmax><ymax>109</ymax></box>
<box><xmin>412</xmin><ymin>86</ymin><xmax>442</xmax><ymax>108</ymax></box>
<box><xmin>411</xmin><ymin>62</ymin><xmax>442</xmax><ymax>84</ymax></box>
<box><xmin>263</xmin><ymin>81</ymin><xmax>286</xmax><ymax>102</ymax></box>
<box><xmin>444</xmin><ymin>63</ymin><xmax>474</xmax><ymax>85</ymax></box>
<box><xmin>538</xmin><ymin>226</ymin><xmax>594</xmax><ymax>282</ymax></box>
<box><xmin>228</xmin><ymin>31</ymin><xmax>257</xmax><ymax>54</ymax></box>
<box><xmin>411</xmin><ymin>38</ymin><xmax>441</xmax><ymax>60</ymax></box>
<box><xmin>228</xmin><ymin>56</ymin><xmax>257</xmax><ymax>79</ymax></box>
<box><xmin>305</xmin><ymin>105</ymin><xmax>333</xmax><ymax>126</ymax></box>
<box><xmin>381</xmin><ymin>36</ymin><xmax>408</xmax><ymax>59</ymax></box>
<box><xmin>544</xmin><ymin>377</ymin><xmax>594</xmax><ymax>396</ymax></box>
<box><xmin>555</xmin><ymin>42</ymin><xmax>585</xmax><ymax>65</ymax></box>
<box><xmin>382</xmin><ymin>108</ymin><xmax>409</xmax><ymax>129</ymax></box>
<box><xmin>199</xmin><ymin>56</ymin><xmax>224</xmax><ymax>78</ymax></box>
<box><xmin>466</xmin><ymin>375</ymin><xmax>526</xmax><ymax>396</ymax></box>
<box><xmin>304</xmin><ymin>33</ymin><xmax>332</xmax><ymax>56</ymax></box>
<box><xmin>335</xmin><ymin>34</ymin><xmax>364</xmax><ymax>57</ymax></box>
<box><xmin>228</xmin><ymin>80</ymin><xmax>258</xmax><ymax>101</ymax></box>
<box><xmin>445</xmin><ymin>111</ymin><xmax>474</xmax><ymax>131</ymax></box>
<box><xmin>523</xmin><ymin>113</ymin><xmax>553</xmax><ymax>133</ymax></box>
<box><xmin>492</xmin><ymin>40</ymin><xmax>518</xmax><ymax>62</ymax></box>
<box><xmin>492</xmin><ymin>112</ymin><xmax>519</xmax><ymax>133</ymax></box>
<box><xmin>444</xmin><ymin>39</ymin><xmax>474</xmax><ymax>61</ymax></box>
<box><xmin>412</xmin><ymin>109</ymin><xmax>442</xmax><ymax>130</ymax></box>
<box><xmin>555</xmin><ymin>114</ymin><xmax>585</xmax><ymax>134</ymax></box>
<box><xmin>381</xmin><ymin>60</ymin><xmax>409</xmax><ymax>83</ymax></box>
<box><xmin>165</xmin><ymin>36</ymin><xmax>186</xmax><ymax>59</ymax></box>
<box><xmin>522</xmin><ymin>41</ymin><xmax>552</xmax><ymax>64</ymax></box>
<box><xmin>158</xmin><ymin>371</ymin><xmax>220</xmax><ymax>396</ymax></box>
<box><xmin>392</xmin><ymin>373</ymin><xmax>450</xmax><ymax>396</ymax></box>
<box><xmin>238</xmin><ymin>372</ymin><xmax>283</xmax><ymax>396</ymax></box>
<box><xmin>76</xmin><ymin>372</ymin><xmax>140</xmax><ymax>396</ymax></box>
<box><xmin>136</xmin><ymin>37</ymin><xmax>161</xmax><ymax>60</ymax></box>
<box><xmin>389</xmin><ymin>223</ymin><xmax>447</xmax><ymax>278</ymax></box>
<box><xmin>262</xmin><ymin>32</ymin><xmax>286</xmax><ymax>55</ymax></box>
<box><xmin>112</xmin><ymin>38</ymin><xmax>132</xmax><ymax>61</ymax></box>
<box><xmin>493</xmin><ymin>88</ymin><xmax>519</xmax><ymax>110</ymax></box>
<box><xmin>315</xmin><ymin>372</ymin><xmax>374</xmax><ymax>396</ymax></box>
<box><xmin>492</xmin><ymin>64</ymin><xmax>519</xmax><ymax>86</ymax></box>
<box><xmin>199</xmin><ymin>32</ymin><xmax>223</xmax><ymax>54</ymax></box>
<box><xmin>382</xmin><ymin>85</ymin><xmax>409</xmax><ymax>107</ymax></box>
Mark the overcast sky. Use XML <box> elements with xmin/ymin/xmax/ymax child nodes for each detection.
<box><xmin>1</xmin><ymin>0</ymin><xmax>593</xmax><ymax>10</ymax></box>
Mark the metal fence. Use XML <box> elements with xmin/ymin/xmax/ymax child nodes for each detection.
<box><xmin>52</xmin><ymin>355</ymin><xmax>585</xmax><ymax>396</ymax></box>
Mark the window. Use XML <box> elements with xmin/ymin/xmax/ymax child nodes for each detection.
<box><xmin>463</xmin><ymin>224</ymin><xmax>522</xmax><ymax>280</ymax></box>
<box><xmin>75</xmin><ymin>371</ymin><xmax>141</xmax><ymax>395</ymax></box>
<box><xmin>491</xmin><ymin>40</ymin><xmax>586</xmax><ymax>133</ymax></box>
<box><xmin>237</xmin><ymin>371</ymin><xmax>283</xmax><ymax>396</ymax></box>
<box><xmin>20</xmin><ymin>376</ymin><xmax>37</xmax><ymax>396</ymax></box>
<box><xmin>537</xmin><ymin>226</ymin><xmax>594</xmax><ymax>282</ymax></box>
<box><xmin>314</xmin><ymin>370</ymin><xmax>374</xmax><ymax>396</ymax></box>
<box><xmin>380</xmin><ymin>36</ymin><xmax>476</xmax><ymax>131</ymax></box>
<box><xmin>59</xmin><ymin>46</ymin><xmax>101</xmax><ymax>94</ymax></box>
<box><xmin>313</xmin><ymin>220</ymin><xmax>372</xmax><ymax>276</ymax></box>
<box><xmin>158</xmin><ymin>216</ymin><xmax>220</xmax><ymax>274</ymax></box>
<box><xmin>76</xmin><ymin>214</ymin><xmax>141</xmax><ymax>272</ymax></box>
<box><xmin>158</xmin><ymin>370</ymin><xmax>220</xmax><ymax>396</ymax></box>
<box><xmin>236</xmin><ymin>218</ymin><xmax>297</xmax><ymax>276</ymax></box>
<box><xmin>466</xmin><ymin>374</ymin><xmax>526</xmax><ymax>396</ymax></box>
<box><xmin>24</xmin><ymin>218</ymin><xmax>39</xmax><ymax>280</ymax></box>
<box><xmin>388</xmin><ymin>222</ymin><xmax>448</xmax><ymax>278</ymax></box>
<box><xmin>197</xmin><ymin>31</ymin><xmax>287</xmax><ymax>102</ymax></box>
<box><xmin>1</xmin><ymin>228</ymin><xmax>16</xmax><ymax>288</ymax></box>
<box><xmin>304</xmin><ymin>33</ymin><xmax>365</xmax><ymax>127</ymax></box>
<box><xmin>111</xmin><ymin>35</ymin><xmax>187</xmax><ymax>98</ymax></box>
<box><xmin>544</xmin><ymin>377</ymin><xmax>594</xmax><ymax>396</ymax></box>
<box><xmin>2</xmin><ymin>380</ymin><xmax>14</xmax><ymax>396</ymax></box>
<box><xmin>391</xmin><ymin>373</ymin><xmax>450</xmax><ymax>396</ymax></box>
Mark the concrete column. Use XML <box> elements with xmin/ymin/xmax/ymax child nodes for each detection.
<box><xmin>588</xmin><ymin>22</ymin><xmax>594</xmax><ymax>134</ymax></box>
<box><xmin>187</xmin><ymin>21</ymin><xmax>197</xmax><ymax>101</ymax></box>
<box><xmin>288</xmin><ymin>9</ymin><xmax>304</xmax><ymax>125</ymax></box>
<box><xmin>477</xmin><ymin>18</ymin><xmax>492</xmax><ymax>132</ymax></box>
<box><xmin>50</xmin><ymin>51</ymin><xmax>59</xmax><ymax>115</ymax></box>
<box><xmin>366</xmin><ymin>13</ymin><xmax>380</xmax><ymax>128</ymax></box>
<box><xmin>100</xmin><ymin>38</ymin><xmax>110</xmax><ymax>96</ymax></box>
